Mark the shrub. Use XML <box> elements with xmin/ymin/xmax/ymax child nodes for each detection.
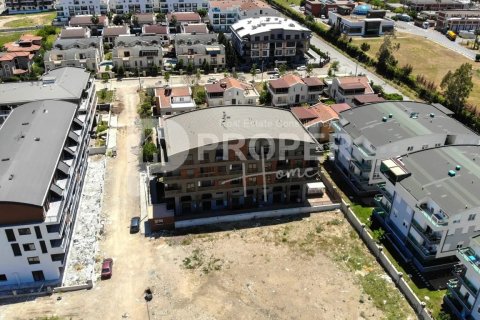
<box><xmin>142</xmin><ymin>142</ymin><xmax>157</xmax><ymax>162</ymax></box>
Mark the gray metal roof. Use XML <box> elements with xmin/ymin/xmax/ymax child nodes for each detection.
<box><xmin>399</xmin><ymin>145</ymin><xmax>480</xmax><ymax>216</ymax></box>
<box><xmin>0</xmin><ymin>67</ymin><xmax>91</xmax><ymax>106</ymax></box>
<box><xmin>339</xmin><ymin>101</ymin><xmax>477</xmax><ymax>146</ymax></box>
<box><xmin>0</xmin><ymin>100</ymin><xmax>78</xmax><ymax>207</ymax></box>
<box><xmin>54</xmin><ymin>36</ymin><xmax>102</xmax><ymax>49</ymax></box>
<box><xmin>162</xmin><ymin>106</ymin><xmax>317</xmax><ymax>157</ymax></box>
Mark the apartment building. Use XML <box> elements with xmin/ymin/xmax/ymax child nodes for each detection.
<box><xmin>174</xmin><ymin>34</ymin><xmax>225</xmax><ymax>70</ymax></box>
<box><xmin>328</xmin><ymin>10</ymin><xmax>395</xmax><ymax>36</ymax></box>
<box><xmin>151</xmin><ymin>106</ymin><xmax>319</xmax><ymax>229</ymax></box>
<box><xmin>205</xmin><ymin>77</ymin><xmax>259</xmax><ymax>107</ymax></box>
<box><xmin>157</xmin><ymin>0</ymin><xmax>208</xmax><ymax>14</ymax></box>
<box><xmin>268</xmin><ymin>74</ymin><xmax>324</xmax><ymax>107</ymax></box>
<box><xmin>0</xmin><ymin>68</ymin><xmax>96</xmax><ymax>291</ymax></box>
<box><xmin>329</xmin><ymin>76</ymin><xmax>374</xmax><ymax>103</ymax></box>
<box><xmin>445</xmin><ymin>236</ymin><xmax>480</xmax><ymax>319</ymax></box>
<box><xmin>305</xmin><ymin>0</ymin><xmax>355</xmax><ymax>18</ymax></box>
<box><xmin>155</xmin><ymin>85</ymin><xmax>196</xmax><ymax>116</ymax></box>
<box><xmin>112</xmin><ymin>35</ymin><xmax>163</xmax><ymax>72</ymax></box>
<box><xmin>55</xmin><ymin>0</ymin><xmax>108</xmax><ymax>20</ymax></box>
<box><xmin>331</xmin><ymin>101</ymin><xmax>480</xmax><ymax>195</ymax></box>
<box><xmin>0</xmin><ymin>52</ymin><xmax>33</xmax><ymax>80</ymax></box>
<box><xmin>110</xmin><ymin>0</ymin><xmax>153</xmax><ymax>14</ymax></box>
<box><xmin>436</xmin><ymin>10</ymin><xmax>480</xmax><ymax>32</ymax></box>
<box><xmin>291</xmin><ymin>103</ymin><xmax>339</xmax><ymax>143</ymax></box>
<box><xmin>406</xmin><ymin>0</ymin><xmax>468</xmax><ymax>11</ymax></box>
<box><xmin>377</xmin><ymin>145</ymin><xmax>480</xmax><ymax>276</ymax></box>
<box><xmin>230</xmin><ymin>16</ymin><xmax>311</xmax><ymax>65</ymax></box>
<box><xmin>5</xmin><ymin>0</ymin><xmax>54</xmax><ymax>13</ymax></box>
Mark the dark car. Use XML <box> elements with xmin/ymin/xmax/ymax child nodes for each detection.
<box><xmin>130</xmin><ymin>216</ymin><xmax>141</xmax><ymax>234</ymax></box>
<box><xmin>101</xmin><ymin>258</ymin><xmax>113</xmax><ymax>279</ymax></box>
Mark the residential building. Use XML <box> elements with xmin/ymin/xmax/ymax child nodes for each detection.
<box><xmin>68</xmin><ymin>15</ymin><xmax>109</xmax><ymax>28</ymax></box>
<box><xmin>174</xmin><ymin>34</ymin><xmax>225</xmax><ymax>70</ymax></box>
<box><xmin>167</xmin><ymin>12</ymin><xmax>202</xmax><ymax>33</ymax></box>
<box><xmin>0</xmin><ymin>0</ymin><xmax>5</xmax><ymax>13</ymax></box>
<box><xmin>181</xmin><ymin>23</ymin><xmax>209</xmax><ymax>34</ymax></box>
<box><xmin>291</xmin><ymin>103</ymin><xmax>339</xmax><ymax>143</ymax></box>
<box><xmin>330</xmin><ymin>101</ymin><xmax>480</xmax><ymax>195</ymax></box>
<box><xmin>0</xmin><ymin>68</ymin><xmax>96</xmax><ymax>290</ymax></box>
<box><xmin>55</xmin><ymin>1</ymin><xmax>109</xmax><ymax>21</ymax></box>
<box><xmin>351</xmin><ymin>93</ymin><xmax>385</xmax><ymax>106</ymax></box>
<box><xmin>59</xmin><ymin>27</ymin><xmax>91</xmax><ymax>39</ymax></box>
<box><xmin>328</xmin><ymin>10</ymin><xmax>395</xmax><ymax>36</ymax></box>
<box><xmin>406</xmin><ymin>0</ymin><xmax>468</xmax><ymax>11</ymax></box>
<box><xmin>3</xmin><ymin>34</ymin><xmax>42</xmax><ymax>57</ymax></box>
<box><xmin>133</xmin><ymin>13</ymin><xmax>156</xmax><ymax>26</ymax></box>
<box><xmin>230</xmin><ymin>16</ymin><xmax>311</xmax><ymax>65</ymax></box>
<box><xmin>305</xmin><ymin>0</ymin><xmax>355</xmax><ymax>18</ymax></box>
<box><xmin>151</xmin><ymin>106</ymin><xmax>319</xmax><ymax>229</ymax></box>
<box><xmin>436</xmin><ymin>10</ymin><xmax>480</xmax><ymax>33</ymax></box>
<box><xmin>110</xmin><ymin>0</ymin><xmax>153</xmax><ymax>13</ymax></box>
<box><xmin>5</xmin><ymin>0</ymin><xmax>54</xmax><ymax>13</ymax></box>
<box><xmin>329</xmin><ymin>76</ymin><xmax>374</xmax><ymax>103</ymax></box>
<box><xmin>112</xmin><ymin>35</ymin><xmax>163</xmax><ymax>73</ymax></box>
<box><xmin>0</xmin><ymin>52</ymin><xmax>33</xmax><ymax>80</ymax></box>
<box><xmin>239</xmin><ymin>0</ymin><xmax>276</xmax><ymax>19</ymax></box>
<box><xmin>445</xmin><ymin>236</ymin><xmax>480</xmax><ymax>319</ymax></box>
<box><xmin>376</xmin><ymin>145</ymin><xmax>480</xmax><ymax>276</ymax></box>
<box><xmin>142</xmin><ymin>24</ymin><xmax>170</xmax><ymax>46</ymax></box>
<box><xmin>205</xmin><ymin>77</ymin><xmax>259</xmax><ymax>107</ymax></box>
<box><xmin>157</xmin><ymin>0</ymin><xmax>208</xmax><ymax>14</ymax></box>
<box><xmin>268</xmin><ymin>74</ymin><xmax>324</xmax><ymax>107</ymax></box>
<box><xmin>155</xmin><ymin>85</ymin><xmax>196</xmax><ymax>116</ymax></box>
<box><xmin>103</xmin><ymin>26</ymin><xmax>130</xmax><ymax>45</ymax></box>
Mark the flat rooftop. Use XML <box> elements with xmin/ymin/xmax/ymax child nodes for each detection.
<box><xmin>399</xmin><ymin>145</ymin><xmax>480</xmax><ymax>215</ymax></box>
<box><xmin>232</xmin><ymin>16</ymin><xmax>309</xmax><ymax>37</ymax></box>
<box><xmin>0</xmin><ymin>100</ymin><xmax>78</xmax><ymax>207</ymax></box>
<box><xmin>339</xmin><ymin>101</ymin><xmax>477</xmax><ymax>147</ymax></box>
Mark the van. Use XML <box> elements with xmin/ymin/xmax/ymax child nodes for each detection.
<box><xmin>446</xmin><ymin>30</ymin><xmax>457</xmax><ymax>41</ymax></box>
<box><xmin>130</xmin><ymin>217</ymin><xmax>140</xmax><ymax>233</ymax></box>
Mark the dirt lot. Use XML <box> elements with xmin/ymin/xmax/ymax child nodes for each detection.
<box><xmin>0</xmin><ymin>83</ymin><xmax>415</xmax><ymax>320</ymax></box>
<box><xmin>0</xmin><ymin>12</ymin><xmax>56</xmax><ymax>28</ymax></box>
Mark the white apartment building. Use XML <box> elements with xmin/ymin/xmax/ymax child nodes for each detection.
<box><xmin>377</xmin><ymin>145</ymin><xmax>480</xmax><ymax>275</ymax></box>
<box><xmin>110</xmin><ymin>0</ymin><xmax>153</xmax><ymax>14</ymax></box>
<box><xmin>155</xmin><ymin>86</ymin><xmax>196</xmax><ymax>116</ymax></box>
<box><xmin>112</xmin><ymin>35</ymin><xmax>163</xmax><ymax>72</ymax></box>
<box><xmin>174</xmin><ymin>34</ymin><xmax>225</xmax><ymax>70</ymax></box>
<box><xmin>331</xmin><ymin>101</ymin><xmax>480</xmax><ymax>195</ymax></box>
<box><xmin>445</xmin><ymin>235</ymin><xmax>480</xmax><ymax>319</ymax></box>
<box><xmin>55</xmin><ymin>0</ymin><xmax>109</xmax><ymax>20</ymax></box>
<box><xmin>0</xmin><ymin>68</ymin><xmax>96</xmax><ymax>292</ymax></box>
<box><xmin>157</xmin><ymin>0</ymin><xmax>208</xmax><ymax>14</ymax></box>
<box><xmin>329</xmin><ymin>76</ymin><xmax>374</xmax><ymax>104</ymax></box>
<box><xmin>268</xmin><ymin>74</ymin><xmax>324</xmax><ymax>107</ymax></box>
<box><xmin>328</xmin><ymin>11</ymin><xmax>395</xmax><ymax>36</ymax></box>
<box><xmin>205</xmin><ymin>77</ymin><xmax>259</xmax><ymax>107</ymax></box>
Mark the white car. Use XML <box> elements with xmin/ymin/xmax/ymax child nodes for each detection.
<box><xmin>269</xmin><ymin>74</ymin><xmax>280</xmax><ymax>79</ymax></box>
<box><xmin>274</xmin><ymin>68</ymin><xmax>279</xmax><ymax>73</ymax></box>
<box><xmin>296</xmin><ymin>66</ymin><xmax>307</xmax><ymax>71</ymax></box>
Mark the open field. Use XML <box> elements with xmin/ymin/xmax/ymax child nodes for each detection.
<box><xmin>0</xmin><ymin>32</ymin><xmax>22</xmax><ymax>47</ymax></box>
<box><xmin>0</xmin><ymin>12</ymin><xmax>56</xmax><ymax>28</ymax></box>
<box><xmin>352</xmin><ymin>32</ymin><xmax>480</xmax><ymax>106</ymax></box>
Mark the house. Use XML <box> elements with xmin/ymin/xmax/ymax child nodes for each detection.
<box><xmin>3</xmin><ymin>34</ymin><xmax>42</xmax><ymax>57</ymax></box>
<box><xmin>109</xmin><ymin>0</ymin><xmax>153</xmax><ymax>14</ymax></box>
<box><xmin>305</xmin><ymin>0</ymin><xmax>355</xmax><ymax>18</ymax></box>
<box><xmin>174</xmin><ymin>34</ymin><xmax>225</xmax><ymax>70</ymax></box>
<box><xmin>230</xmin><ymin>16</ymin><xmax>311</xmax><ymax>65</ymax></box>
<box><xmin>133</xmin><ymin>13</ymin><xmax>156</xmax><ymax>26</ymax></box>
<box><xmin>205</xmin><ymin>77</ymin><xmax>259</xmax><ymax>107</ymax></box>
<box><xmin>376</xmin><ymin>145</ymin><xmax>480</xmax><ymax>277</ymax></box>
<box><xmin>142</xmin><ymin>25</ymin><xmax>170</xmax><ymax>46</ymax></box>
<box><xmin>181</xmin><ymin>23</ymin><xmax>209</xmax><ymax>34</ymax></box>
<box><xmin>239</xmin><ymin>0</ymin><xmax>277</xmax><ymax>19</ymax></box>
<box><xmin>330</xmin><ymin>101</ymin><xmax>480</xmax><ymax>195</ymax></box>
<box><xmin>103</xmin><ymin>26</ymin><xmax>130</xmax><ymax>45</ymax></box>
<box><xmin>59</xmin><ymin>27</ymin><xmax>91</xmax><ymax>39</ymax></box>
<box><xmin>328</xmin><ymin>10</ymin><xmax>395</xmax><ymax>36</ymax></box>
<box><xmin>435</xmin><ymin>10</ymin><xmax>480</xmax><ymax>33</ymax></box>
<box><xmin>291</xmin><ymin>103</ymin><xmax>339</xmax><ymax>143</ymax></box>
<box><xmin>68</xmin><ymin>15</ymin><xmax>109</xmax><ymax>28</ymax></box>
<box><xmin>352</xmin><ymin>94</ymin><xmax>385</xmax><ymax>106</ymax></box>
<box><xmin>268</xmin><ymin>74</ymin><xmax>324</xmax><ymax>107</ymax></box>
<box><xmin>55</xmin><ymin>0</ymin><xmax>109</xmax><ymax>21</ymax></box>
<box><xmin>155</xmin><ymin>86</ymin><xmax>196</xmax><ymax>116</ymax></box>
<box><xmin>445</xmin><ymin>235</ymin><xmax>480</xmax><ymax>319</ymax></box>
<box><xmin>406</xmin><ymin>0</ymin><xmax>468</xmax><ymax>12</ymax></box>
<box><xmin>112</xmin><ymin>35</ymin><xmax>163</xmax><ymax>74</ymax></box>
<box><xmin>5</xmin><ymin>0</ymin><xmax>53</xmax><ymax>14</ymax></box>
<box><xmin>150</xmin><ymin>106</ymin><xmax>319</xmax><ymax>229</ymax></box>
<box><xmin>329</xmin><ymin>76</ymin><xmax>374</xmax><ymax>103</ymax></box>
<box><xmin>0</xmin><ymin>68</ymin><xmax>96</xmax><ymax>291</ymax></box>
<box><xmin>0</xmin><ymin>52</ymin><xmax>33</xmax><ymax>79</ymax></box>
<box><xmin>167</xmin><ymin>12</ymin><xmax>202</xmax><ymax>33</ymax></box>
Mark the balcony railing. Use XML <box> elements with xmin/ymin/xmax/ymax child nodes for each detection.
<box><xmin>374</xmin><ymin>194</ymin><xmax>391</xmax><ymax>213</ymax></box>
<box><xmin>447</xmin><ymin>280</ymin><xmax>474</xmax><ymax>311</ymax></box>
<box><xmin>353</xmin><ymin>143</ymin><xmax>375</xmax><ymax>157</ymax></box>
<box><xmin>351</xmin><ymin>158</ymin><xmax>372</xmax><ymax>171</ymax></box>
<box><xmin>410</xmin><ymin>219</ymin><xmax>442</xmax><ymax>245</ymax></box>
<box><xmin>458</xmin><ymin>248</ymin><xmax>480</xmax><ymax>275</ymax></box>
<box><xmin>378</xmin><ymin>183</ymin><xmax>393</xmax><ymax>202</ymax></box>
<box><xmin>408</xmin><ymin>233</ymin><xmax>437</xmax><ymax>258</ymax></box>
<box><xmin>417</xmin><ymin>204</ymin><xmax>448</xmax><ymax>227</ymax></box>
<box><xmin>458</xmin><ymin>273</ymin><xmax>479</xmax><ymax>297</ymax></box>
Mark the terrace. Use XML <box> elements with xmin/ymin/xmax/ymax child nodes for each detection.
<box><xmin>458</xmin><ymin>247</ymin><xmax>480</xmax><ymax>275</ymax></box>
<box><xmin>416</xmin><ymin>203</ymin><xmax>449</xmax><ymax>227</ymax></box>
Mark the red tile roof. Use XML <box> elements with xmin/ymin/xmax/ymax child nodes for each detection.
<box><xmin>269</xmin><ymin>74</ymin><xmax>303</xmax><ymax>89</ymax></box>
<box><xmin>155</xmin><ymin>86</ymin><xmax>191</xmax><ymax>109</ymax></box>
<box><xmin>353</xmin><ymin>94</ymin><xmax>385</xmax><ymax>105</ymax></box>
<box><xmin>182</xmin><ymin>23</ymin><xmax>209</xmax><ymax>34</ymax></box>
<box><xmin>0</xmin><ymin>51</ymin><xmax>31</xmax><ymax>61</ymax></box>
<box><xmin>103</xmin><ymin>26</ymin><xmax>129</xmax><ymax>36</ymax></box>
<box><xmin>143</xmin><ymin>24</ymin><xmax>169</xmax><ymax>34</ymax></box>
<box><xmin>20</xmin><ymin>34</ymin><xmax>42</xmax><ymax>41</ymax></box>
<box><xmin>330</xmin><ymin>103</ymin><xmax>351</xmax><ymax>114</ymax></box>
<box><xmin>291</xmin><ymin>107</ymin><xmax>317</xmax><ymax>120</ymax></box>
<box><xmin>167</xmin><ymin>12</ymin><xmax>201</xmax><ymax>22</ymax></box>
<box><xmin>301</xmin><ymin>76</ymin><xmax>323</xmax><ymax>86</ymax></box>
<box><xmin>60</xmin><ymin>27</ymin><xmax>89</xmax><ymax>39</ymax></box>
<box><xmin>205</xmin><ymin>77</ymin><xmax>253</xmax><ymax>93</ymax></box>
<box><xmin>337</xmin><ymin>76</ymin><xmax>373</xmax><ymax>94</ymax></box>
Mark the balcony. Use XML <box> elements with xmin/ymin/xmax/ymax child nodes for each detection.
<box><xmin>457</xmin><ymin>273</ymin><xmax>479</xmax><ymax>297</ymax></box>
<box><xmin>351</xmin><ymin>158</ymin><xmax>372</xmax><ymax>171</ymax></box>
<box><xmin>417</xmin><ymin>203</ymin><xmax>449</xmax><ymax>227</ymax></box>
<box><xmin>374</xmin><ymin>194</ymin><xmax>391</xmax><ymax>213</ymax></box>
<box><xmin>447</xmin><ymin>279</ymin><xmax>474</xmax><ymax>311</ymax></box>
<box><xmin>331</xmin><ymin>121</ymin><xmax>342</xmax><ymax>133</ymax></box>
<box><xmin>378</xmin><ymin>183</ymin><xmax>393</xmax><ymax>202</ymax></box>
<box><xmin>410</xmin><ymin>219</ymin><xmax>441</xmax><ymax>245</ymax></box>
<box><xmin>407</xmin><ymin>233</ymin><xmax>437</xmax><ymax>259</ymax></box>
<box><xmin>458</xmin><ymin>248</ymin><xmax>480</xmax><ymax>275</ymax></box>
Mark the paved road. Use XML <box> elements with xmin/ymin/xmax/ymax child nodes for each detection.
<box><xmin>395</xmin><ymin>20</ymin><xmax>477</xmax><ymax>60</ymax></box>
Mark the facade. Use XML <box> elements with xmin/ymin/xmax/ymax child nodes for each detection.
<box><xmin>167</xmin><ymin>12</ymin><xmax>202</xmax><ymax>33</ymax></box>
<box><xmin>406</xmin><ymin>0</ymin><xmax>468</xmax><ymax>11</ymax></box>
<box><xmin>5</xmin><ymin>0</ymin><xmax>53</xmax><ymax>13</ymax></box>
<box><xmin>331</xmin><ymin>101</ymin><xmax>480</xmax><ymax>195</ymax></box>
<box><xmin>155</xmin><ymin>86</ymin><xmax>196</xmax><ymax>116</ymax></box>
<box><xmin>205</xmin><ymin>77</ymin><xmax>259</xmax><ymax>107</ymax></box>
<box><xmin>133</xmin><ymin>13</ymin><xmax>156</xmax><ymax>26</ymax></box>
<box><xmin>436</xmin><ymin>10</ymin><xmax>480</xmax><ymax>32</ymax></box>
<box><xmin>230</xmin><ymin>16</ymin><xmax>311</xmax><ymax>65</ymax></box>
<box><xmin>0</xmin><ymin>52</ymin><xmax>33</xmax><ymax>79</ymax></box>
<box><xmin>181</xmin><ymin>23</ymin><xmax>209</xmax><ymax>34</ymax></box>
<box><xmin>268</xmin><ymin>74</ymin><xmax>324</xmax><ymax>107</ymax></box>
<box><xmin>0</xmin><ymin>68</ymin><xmax>96</xmax><ymax>290</ymax></box>
<box><xmin>157</xmin><ymin>0</ymin><xmax>208</xmax><ymax>14</ymax></box>
<box><xmin>305</xmin><ymin>0</ymin><xmax>355</xmax><ymax>18</ymax></box>
<box><xmin>329</xmin><ymin>76</ymin><xmax>374</xmax><ymax>103</ymax></box>
<box><xmin>59</xmin><ymin>27</ymin><xmax>91</xmax><ymax>39</ymax></box>
<box><xmin>376</xmin><ymin>145</ymin><xmax>480</xmax><ymax>275</ymax></box>
<box><xmin>110</xmin><ymin>0</ymin><xmax>153</xmax><ymax>13</ymax></box>
<box><xmin>55</xmin><ymin>1</ymin><xmax>109</xmax><ymax>20</ymax></box>
<box><xmin>103</xmin><ymin>26</ymin><xmax>130</xmax><ymax>44</ymax></box>
<box><xmin>328</xmin><ymin>10</ymin><xmax>395</xmax><ymax>36</ymax></box>
<box><xmin>291</xmin><ymin>103</ymin><xmax>339</xmax><ymax>143</ymax></box>
<box><xmin>151</xmin><ymin>106</ymin><xmax>319</xmax><ymax>229</ymax></box>
<box><xmin>112</xmin><ymin>35</ymin><xmax>163</xmax><ymax>72</ymax></box>
<box><xmin>142</xmin><ymin>24</ymin><xmax>170</xmax><ymax>46</ymax></box>
<box><xmin>174</xmin><ymin>34</ymin><xmax>225</xmax><ymax>70</ymax></box>
<box><xmin>445</xmin><ymin>236</ymin><xmax>480</xmax><ymax>319</ymax></box>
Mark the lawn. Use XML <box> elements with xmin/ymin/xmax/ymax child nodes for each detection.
<box><xmin>276</xmin><ymin>0</ymin><xmax>302</xmax><ymax>7</ymax></box>
<box><xmin>97</xmin><ymin>89</ymin><xmax>114</xmax><ymax>104</ymax></box>
<box><xmin>3</xmin><ymin>12</ymin><xmax>56</xmax><ymax>28</ymax></box>
<box><xmin>352</xmin><ymin>32</ymin><xmax>480</xmax><ymax>107</ymax></box>
<box><xmin>351</xmin><ymin>204</ymin><xmax>374</xmax><ymax>225</ymax></box>
<box><xmin>0</xmin><ymin>32</ymin><xmax>22</xmax><ymax>47</ymax></box>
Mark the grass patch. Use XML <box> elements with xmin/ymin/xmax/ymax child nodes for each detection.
<box><xmin>0</xmin><ymin>32</ymin><xmax>22</xmax><ymax>48</ymax></box>
<box><xmin>276</xmin><ymin>0</ymin><xmax>302</xmax><ymax>6</ymax></box>
<box><xmin>97</xmin><ymin>89</ymin><xmax>114</xmax><ymax>104</ymax></box>
<box><xmin>350</xmin><ymin>204</ymin><xmax>374</xmax><ymax>225</ymax></box>
<box><xmin>182</xmin><ymin>248</ymin><xmax>223</xmax><ymax>274</ymax></box>
<box><xmin>4</xmin><ymin>12</ymin><xmax>56</xmax><ymax>28</ymax></box>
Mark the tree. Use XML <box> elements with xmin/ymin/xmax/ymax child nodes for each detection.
<box><xmin>164</xmin><ymin>71</ymin><xmax>170</xmax><ymax>83</ymax></box>
<box><xmin>105</xmin><ymin>52</ymin><xmax>112</xmax><ymax>60</ymax></box>
<box><xmin>278</xmin><ymin>64</ymin><xmax>287</xmax><ymax>76</ymax></box>
<box><xmin>400</xmin><ymin>64</ymin><xmax>413</xmax><ymax>78</ymax></box>
<box><xmin>360</xmin><ymin>42</ymin><xmax>370</xmax><ymax>52</ymax></box>
<box><xmin>143</xmin><ymin>142</ymin><xmax>157</xmax><ymax>162</ymax></box>
<box><xmin>250</xmin><ymin>63</ymin><xmax>257</xmax><ymax>80</ymax></box>
<box><xmin>329</xmin><ymin>61</ymin><xmax>339</xmax><ymax>76</ymax></box>
<box><xmin>306</xmin><ymin>64</ymin><xmax>313</xmax><ymax>76</ymax></box>
<box><xmin>175</xmin><ymin>59</ymin><xmax>184</xmax><ymax>71</ymax></box>
<box><xmin>259</xmin><ymin>82</ymin><xmax>272</xmax><ymax>105</ymax></box>
<box><xmin>195</xmin><ymin>88</ymin><xmax>206</xmax><ymax>104</ymax></box>
<box><xmin>376</xmin><ymin>35</ymin><xmax>400</xmax><ymax>74</ymax></box>
<box><xmin>440</xmin><ymin>63</ymin><xmax>474</xmax><ymax>114</ymax></box>
<box><xmin>91</xmin><ymin>14</ymin><xmax>100</xmax><ymax>25</ymax></box>
<box><xmin>113</xmin><ymin>14</ymin><xmax>123</xmax><ymax>25</ymax></box>
<box><xmin>132</xmin><ymin>15</ymin><xmax>139</xmax><ymax>27</ymax></box>
<box><xmin>117</xmin><ymin>66</ymin><xmax>125</xmax><ymax>78</ymax></box>
<box><xmin>197</xmin><ymin>8</ymin><xmax>207</xmax><ymax>20</ymax></box>
<box><xmin>156</xmin><ymin>12</ymin><xmax>165</xmax><ymax>22</ymax></box>
<box><xmin>306</xmin><ymin>14</ymin><xmax>314</xmax><ymax>23</ymax></box>
<box><xmin>186</xmin><ymin>62</ymin><xmax>194</xmax><ymax>74</ymax></box>
<box><xmin>218</xmin><ymin>32</ymin><xmax>227</xmax><ymax>45</ymax></box>
<box><xmin>195</xmin><ymin>68</ymin><xmax>201</xmax><ymax>84</ymax></box>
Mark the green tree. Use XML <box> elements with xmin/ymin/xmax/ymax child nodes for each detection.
<box><xmin>250</xmin><ymin>63</ymin><xmax>257</xmax><ymax>80</ymax></box>
<box><xmin>91</xmin><ymin>14</ymin><xmax>100</xmax><ymax>25</ymax></box>
<box><xmin>117</xmin><ymin>66</ymin><xmax>125</xmax><ymax>77</ymax></box>
<box><xmin>306</xmin><ymin>64</ymin><xmax>313</xmax><ymax>76</ymax></box>
<box><xmin>105</xmin><ymin>52</ymin><xmax>112</xmax><ymax>60</ymax></box>
<box><xmin>195</xmin><ymin>68</ymin><xmax>201</xmax><ymax>84</ymax></box>
<box><xmin>186</xmin><ymin>62</ymin><xmax>194</xmax><ymax>74</ymax></box>
<box><xmin>259</xmin><ymin>82</ymin><xmax>272</xmax><ymax>105</ymax></box>
<box><xmin>156</xmin><ymin>12</ymin><xmax>165</xmax><ymax>22</ymax></box>
<box><xmin>376</xmin><ymin>35</ymin><xmax>400</xmax><ymax>73</ymax></box>
<box><xmin>329</xmin><ymin>60</ymin><xmax>339</xmax><ymax>76</ymax></box>
<box><xmin>440</xmin><ymin>63</ymin><xmax>474</xmax><ymax>114</ymax></box>
<box><xmin>197</xmin><ymin>8</ymin><xmax>208</xmax><ymax>20</ymax></box>
<box><xmin>360</xmin><ymin>42</ymin><xmax>370</xmax><ymax>52</ymax></box>
<box><xmin>132</xmin><ymin>15</ymin><xmax>139</xmax><ymax>27</ymax></box>
<box><xmin>113</xmin><ymin>14</ymin><xmax>123</xmax><ymax>25</ymax></box>
<box><xmin>143</xmin><ymin>142</ymin><xmax>157</xmax><ymax>162</ymax></box>
<box><xmin>278</xmin><ymin>64</ymin><xmax>287</xmax><ymax>76</ymax></box>
<box><xmin>164</xmin><ymin>71</ymin><xmax>170</xmax><ymax>83</ymax></box>
<box><xmin>175</xmin><ymin>59</ymin><xmax>184</xmax><ymax>71</ymax></box>
<box><xmin>218</xmin><ymin>32</ymin><xmax>227</xmax><ymax>45</ymax></box>
<box><xmin>195</xmin><ymin>88</ymin><xmax>206</xmax><ymax>104</ymax></box>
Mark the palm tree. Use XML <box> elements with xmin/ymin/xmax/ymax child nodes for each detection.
<box><xmin>91</xmin><ymin>14</ymin><xmax>100</xmax><ymax>25</ymax></box>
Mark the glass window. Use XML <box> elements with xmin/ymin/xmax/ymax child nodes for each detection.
<box><xmin>23</xmin><ymin>243</ymin><xmax>36</xmax><ymax>251</ymax></box>
<box><xmin>18</xmin><ymin>228</ymin><xmax>31</xmax><ymax>235</ymax></box>
<box><xmin>28</xmin><ymin>257</ymin><xmax>40</xmax><ymax>265</ymax></box>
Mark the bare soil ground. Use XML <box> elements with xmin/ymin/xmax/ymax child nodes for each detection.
<box><xmin>0</xmin><ymin>12</ymin><xmax>56</xmax><ymax>28</ymax></box>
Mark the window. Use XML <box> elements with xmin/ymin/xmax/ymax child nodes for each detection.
<box><xmin>186</xmin><ymin>183</ymin><xmax>195</xmax><ymax>192</ymax></box>
<box><xmin>248</xmin><ymin>177</ymin><xmax>257</xmax><ymax>184</ymax></box>
<box><xmin>248</xmin><ymin>163</ymin><xmax>257</xmax><ymax>172</ymax></box>
<box><xmin>28</xmin><ymin>257</ymin><xmax>40</xmax><ymax>265</ymax></box>
<box><xmin>457</xmin><ymin>243</ymin><xmax>463</xmax><ymax>249</ymax></box>
<box><xmin>32</xmin><ymin>271</ymin><xmax>45</xmax><ymax>282</ymax></box>
<box><xmin>40</xmin><ymin>241</ymin><xmax>47</xmax><ymax>254</ymax></box>
<box><xmin>422</xmin><ymin>144</ymin><xmax>428</xmax><ymax>150</ymax></box>
<box><xmin>18</xmin><ymin>228</ymin><xmax>31</xmax><ymax>235</ymax></box>
<box><xmin>407</xmin><ymin>146</ymin><xmax>413</xmax><ymax>152</ymax></box>
<box><xmin>435</xmin><ymin>143</ymin><xmax>441</xmax><ymax>147</ymax></box>
<box><xmin>51</xmin><ymin>253</ymin><xmax>65</xmax><ymax>262</ymax></box>
<box><xmin>5</xmin><ymin>229</ymin><xmax>15</xmax><ymax>242</ymax></box>
<box><xmin>34</xmin><ymin>226</ymin><xmax>42</xmax><ymax>239</ymax></box>
<box><xmin>468</xmin><ymin>214</ymin><xmax>476</xmax><ymax>221</ymax></box>
<box><xmin>0</xmin><ymin>274</ymin><xmax>6</xmax><ymax>282</ymax></box>
<box><xmin>23</xmin><ymin>243</ymin><xmax>36</xmax><ymax>251</ymax></box>
<box><xmin>231</xmin><ymin>179</ymin><xmax>241</xmax><ymax>185</ymax></box>
<box><xmin>11</xmin><ymin>243</ymin><xmax>21</xmax><ymax>256</ymax></box>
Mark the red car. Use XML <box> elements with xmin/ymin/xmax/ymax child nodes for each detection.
<box><xmin>101</xmin><ymin>258</ymin><xmax>113</xmax><ymax>280</ymax></box>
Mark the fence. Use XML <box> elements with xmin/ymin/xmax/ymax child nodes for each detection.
<box><xmin>340</xmin><ymin>200</ymin><xmax>433</xmax><ymax>320</ymax></box>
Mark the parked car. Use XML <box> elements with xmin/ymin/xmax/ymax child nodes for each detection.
<box><xmin>101</xmin><ymin>258</ymin><xmax>113</xmax><ymax>279</ymax></box>
<box><xmin>274</xmin><ymin>67</ymin><xmax>279</xmax><ymax>73</ymax></box>
<box><xmin>296</xmin><ymin>65</ymin><xmax>307</xmax><ymax>71</ymax></box>
<box><xmin>207</xmin><ymin>77</ymin><xmax>217</xmax><ymax>83</ymax></box>
<box><xmin>270</xmin><ymin>74</ymin><xmax>280</xmax><ymax>79</ymax></box>
<box><xmin>255</xmin><ymin>68</ymin><xmax>261</xmax><ymax>73</ymax></box>
<box><xmin>130</xmin><ymin>216</ymin><xmax>140</xmax><ymax>233</ymax></box>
